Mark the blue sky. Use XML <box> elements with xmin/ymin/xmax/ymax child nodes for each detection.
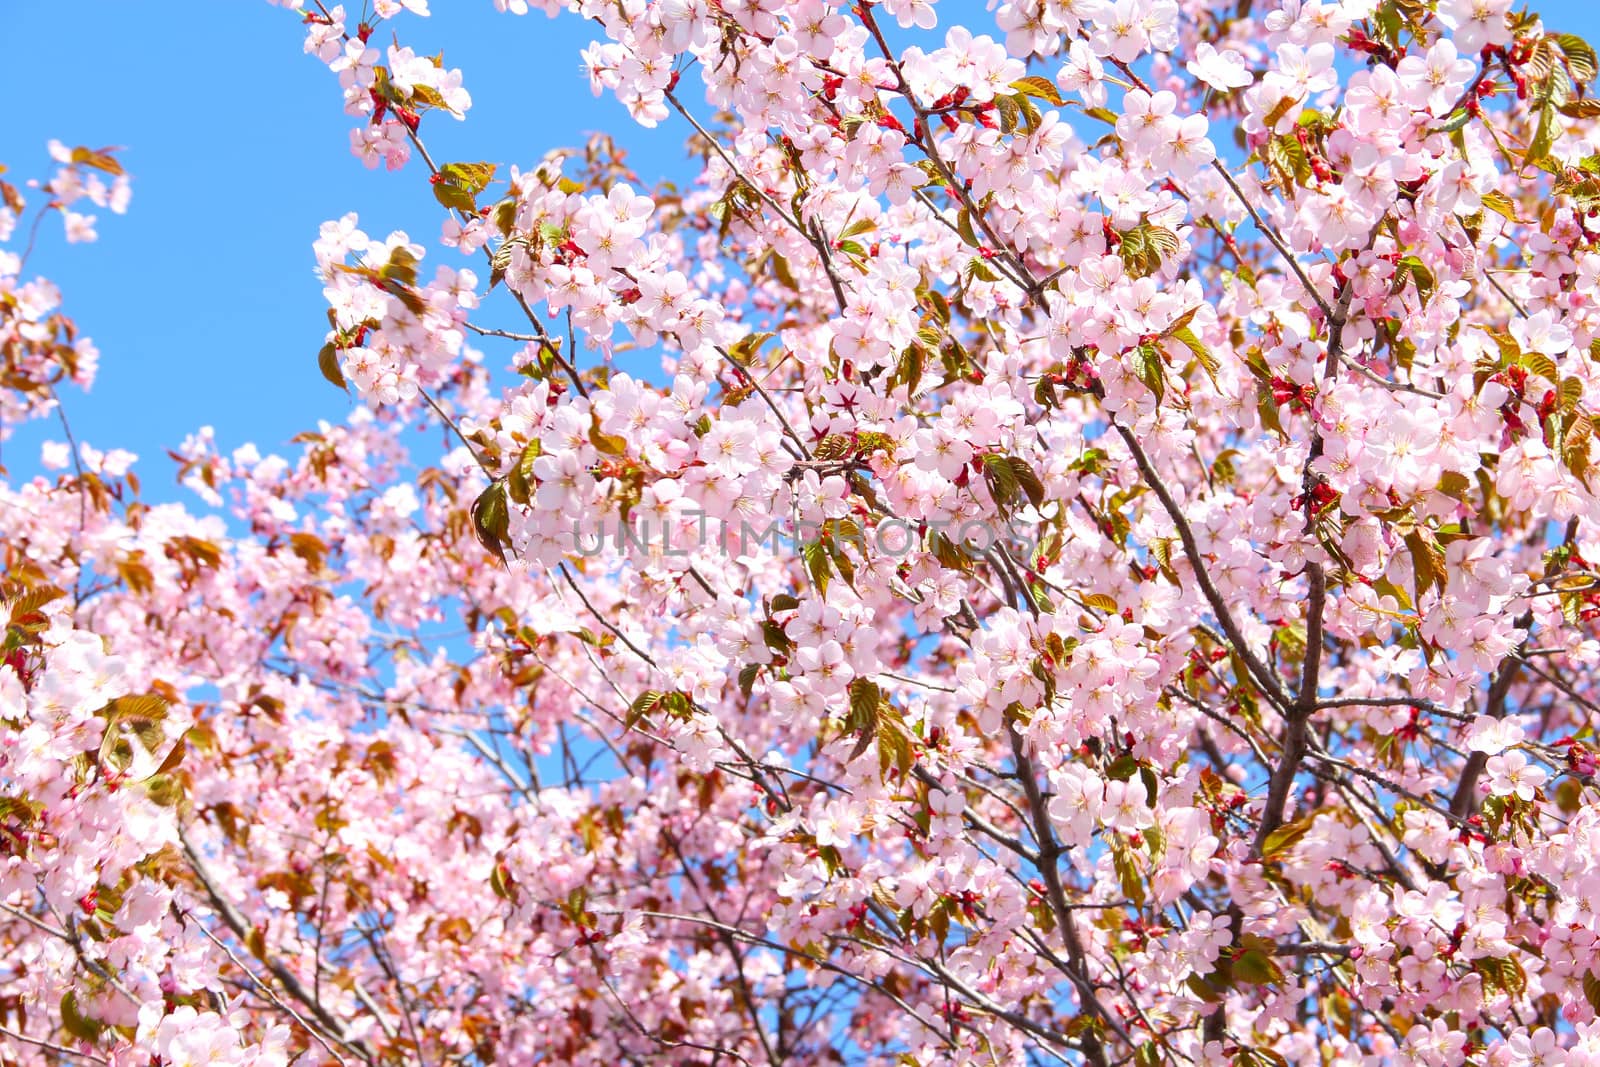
<box><xmin>3</xmin><ymin>0</ymin><xmax>1599</xmax><ymax>484</ymax></box>
<box><xmin>0</xmin><ymin>1</ymin><xmax>684</xmax><ymax>476</ymax></box>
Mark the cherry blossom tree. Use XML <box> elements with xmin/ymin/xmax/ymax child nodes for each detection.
<box><xmin>8</xmin><ymin>0</ymin><xmax>1600</xmax><ymax>1064</ymax></box>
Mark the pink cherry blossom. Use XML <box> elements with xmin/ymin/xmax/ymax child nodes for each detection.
<box><xmin>8</xmin><ymin>3</ymin><xmax>1600</xmax><ymax>1063</ymax></box>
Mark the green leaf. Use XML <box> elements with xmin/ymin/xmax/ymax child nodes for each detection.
<box><xmin>317</xmin><ymin>343</ymin><xmax>347</xmax><ymax>391</ymax></box>
<box><xmin>471</xmin><ymin>482</ymin><xmax>511</xmax><ymax>565</ymax></box>
<box><xmin>1566</xmin><ymin>414</ymin><xmax>1593</xmax><ymax>483</ymax></box>
<box><xmin>1480</xmin><ymin>190</ymin><xmax>1520</xmax><ymax>221</ymax></box>
<box><xmin>1007</xmin><ymin>456</ymin><xmax>1046</xmax><ymax>509</ymax></box>
<box><xmin>1257</xmin><ymin>383</ymin><xmax>1287</xmax><ymax>440</ymax></box>
<box><xmin>1140</xmin><ymin>765</ymin><xmax>1160</xmax><ymax>809</ymax></box>
<box><xmin>434</xmin><ymin>181</ymin><xmax>479</xmax><ymax>214</ymax></box>
<box><xmin>1260</xmin><ymin>809</ymin><xmax>1318</xmax><ymax>861</ymax></box>
<box><xmin>507</xmin><ymin>439</ymin><xmax>542</xmax><ymax>505</ymax></box>
<box><xmin>590</xmin><ymin>420</ymin><xmax>629</xmax><ymax>456</ymax></box>
<box><xmin>99</xmin><ymin>694</ymin><xmax>170</xmax><ymax>776</ymax></box>
<box><xmin>491</xmin><ymin>196</ymin><xmax>519</xmax><ymax>236</ymax></box>
<box><xmin>1262</xmin><ymin>94</ymin><xmax>1297</xmax><ymax>130</ymax></box>
<box><xmin>626</xmin><ymin>691</ymin><xmax>663</xmax><ymax>730</ymax></box>
<box><xmin>1010</xmin><ymin>75</ymin><xmax>1064</xmax><ymax>106</ymax></box>
<box><xmin>563</xmin><ymin>885</ymin><xmax>592</xmax><ymax>927</ymax></box>
<box><xmin>825</xmin><ymin>535</ymin><xmax>857</xmax><ymax>590</ymax></box>
<box><xmin>980</xmin><ymin>453</ymin><xmax>1022</xmax><ymax>509</ymax></box>
<box><xmin>815</xmin><ymin>433</ymin><xmax>853</xmax><ymax>461</ymax></box>
<box><xmin>153</xmin><ymin>733</ymin><xmax>189</xmax><ymax>777</ymax></box>
<box><xmin>1165</xmin><ymin>305</ymin><xmax>1199</xmax><ymax>333</ymax></box>
<box><xmin>1560</xmin><ymin>375</ymin><xmax>1585</xmax><ymax>412</ymax></box>
<box><xmin>1405</xmin><ymin>528</ymin><xmax>1447</xmax><ymax>601</ymax></box>
<box><xmin>876</xmin><ymin>707</ymin><xmax>916</xmax><ymax>780</ymax></box>
<box><xmin>1527</xmin><ymin>101</ymin><xmax>1559</xmax><ymax>165</ymax></box>
<box><xmin>1474</xmin><ymin>325</ymin><xmax>1522</xmax><ymax>366</ymax></box>
<box><xmin>659</xmin><ymin>691</ymin><xmax>693</xmax><ymax>720</ymax></box>
<box><xmin>840</xmin><ymin>217</ymin><xmax>876</xmax><ymax>239</ymax></box>
<box><xmin>61</xmin><ymin>990</ymin><xmax>107</xmax><ymax>1042</ymax></box>
<box><xmin>854</xmin><ymin>431</ymin><xmax>896</xmax><ymax>458</ymax></box>
<box><xmin>1148</xmin><ymin>227</ymin><xmax>1180</xmax><ymax>258</ymax></box>
<box><xmin>727</xmin><ymin>330</ymin><xmax>776</xmax><ymax>367</ymax></box>
<box><xmin>1013</xmin><ymin>93</ymin><xmax>1043</xmax><ymax>134</ymax></box>
<box><xmin>439</xmin><ymin>161</ymin><xmax>497</xmax><ymax>193</ymax></box>
<box><xmin>1135</xmin><ymin>342</ymin><xmax>1165</xmax><ymax>403</ymax></box>
<box><xmin>490</xmin><ymin>859</ymin><xmax>518</xmax><ymax>902</ymax></box>
<box><xmin>964</xmin><ymin>256</ymin><xmax>1001</xmax><ymax>283</ymax></box>
<box><xmin>1071</xmin><ymin>448</ymin><xmax>1108</xmax><ymax>474</ymax></box>
<box><xmin>1186</xmin><ymin>972</ymin><xmax>1225</xmax><ymax>1002</ymax></box>
<box><xmin>803</xmin><ymin>540</ymin><xmax>832</xmax><ymax>595</ymax></box>
<box><xmin>762</xmin><ymin>619</ymin><xmax>792</xmax><ymax>654</ymax></box>
<box><xmin>1524</xmin><ymin>351</ymin><xmax>1560</xmax><ymax>386</ymax></box>
<box><xmin>1211</xmin><ymin>449</ymin><xmax>1240</xmax><ymax>485</ymax></box>
<box><xmin>898</xmin><ymin>344</ymin><xmax>932</xmax><ymax>399</ymax></box>
<box><xmin>993</xmin><ymin>93</ymin><xmax>1020</xmax><ymax>134</ymax></box>
<box><xmin>1027</xmin><ymin>578</ymin><xmax>1055</xmax><ymax>613</ymax></box>
<box><xmin>955</xmin><ymin>208</ymin><xmax>980</xmax><ymax>248</ymax></box>
<box><xmin>1437</xmin><ymin>469</ymin><xmax>1473</xmax><ymax>501</ymax></box>
<box><xmin>69</xmin><ymin>146</ymin><xmax>123</xmax><ymax>176</ymax></box>
<box><xmin>1473</xmin><ymin>954</ymin><xmax>1528</xmax><ymax>996</ymax></box>
<box><xmin>846</xmin><ymin>677</ymin><xmax>881</xmax><ymax>726</ymax></box>
<box><xmin>1394</xmin><ymin>255</ymin><xmax>1436</xmax><ymax>304</ymax></box>
<box><xmin>379</xmin><ymin>246</ymin><xmax>420</xmax><ymax>288</ymax></box>
<box><xmin>1112</xmin><ymin>838</ymin><xmax>1146</xmax><ymax>905</ymax></box>
<box><xmin>1117</xmin><ymin>222</ymin><xmax>1180</xmax><ymax>278</ymax></box>
<box><xmin>1265</xmin><ymin>132</ymin><xmax>1312</xmax><ymax>186</ymax></box>
<box><xmin>1557</xmin><ymin>33</ymin><xmax>1599</xmax><ymax>85</ymax></box>
<box><xmin>845</xmin><ymin>677</ymin><xmax>882</xmax><ymax>763</ymax></box>
<box><xmin>1105</xmin><ymin>754</ymin><xmax>1140</xmax><ymax>781</ymax></box>
<box><xmin>737</xmin><ymin>663</ymin><xmax>760</xmax><ymax>698</ymax></box>
<box><xmin>1231</xmin><ymin>945</ymin><xmax>1284</xmax><ymax>986</ymax></box>
<box><xmin>1374</xmin><ymin>567</ymin><xmax>1410</xmax><ymax>615</ymax></box>
<box><xmin>1563</xmin><ymin>588</ymin><xmax>1584</xmax><ymax>625</ymax></box>
<box><xmin>1034</xmin><ymin>373</ymin><xmax>1059</xmax><ymax>409</ymax></box>
<box><xmin>1170</xmin><ymin>325</ymin><xmax>1219</xmax><ymax>384</ymax></box>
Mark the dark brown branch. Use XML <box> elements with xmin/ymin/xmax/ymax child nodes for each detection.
<box><xmin>178</xmin><ymin>829</ymin><xmax>375</xmax><ymax>1064</ymax></box>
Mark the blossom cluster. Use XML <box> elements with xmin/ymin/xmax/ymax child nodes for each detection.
<box><xmin>7</xmin><ymin>0</ymin><xmax>1600</xmax><ymax>1063</ymax></box>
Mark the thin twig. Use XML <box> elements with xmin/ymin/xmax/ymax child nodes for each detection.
<box><xmin>0</xmin><ymin>1024</ymin><xmax>110</xmax><ymax>1065</ymax></box>
<box><xmin>180</xmin><ymin>908</ymin><xmax>352</xmax><ymax>1067</ymax></box>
